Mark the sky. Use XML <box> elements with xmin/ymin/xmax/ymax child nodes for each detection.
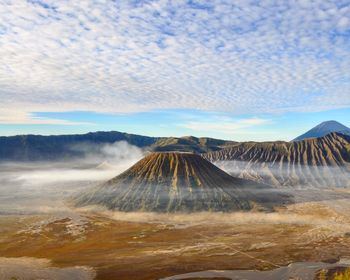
<box><xmin>0</xmin><ymin>0</ymin><xmax>349</xmax><ymax>141</ymax></box>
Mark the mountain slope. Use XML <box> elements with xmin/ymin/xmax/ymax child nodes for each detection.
<box><xmin>0</xmin><ymin>131</ymin><xmax>157</xmax><ymax>161</ymax></box>
<box><xmin>203</xmin><ymin>133</ymin><xmax>350</xmax><ymax>188</ymax></box>
<box><xmin>0</xmin><ymin>132</ymin><xmax>233</xmax><ymax>161</ymax></box>
<box><xmin>151</xmin><ymin>136</ymin><xmax>236</xmax><ymax>153</ymax></box>
<box><xmin>293</xmin><ymin>120</ymin><xmax>350</xmax><ymax>141</ymax></box>
<box><xmin>74</xmin><ymin>152</ymin><xmax>290</xmax><ymax>212</ymax></box>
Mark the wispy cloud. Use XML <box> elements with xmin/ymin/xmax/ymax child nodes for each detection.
<box><xmin>0</xmin><ymin>109</ymin><xmax>92</xmax><ymax>125</ymax></box>
<box><xmin>179</xmin><ymin>117</ymin><xmax>270</xmax><ymax>135</ymax></box>
<box><xmin>0</xmin><ymin>0</ymin><xmax>349</xmax><ymax>123</ymax></box>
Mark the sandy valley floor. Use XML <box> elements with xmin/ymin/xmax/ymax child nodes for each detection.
<box><xmin>1</xmin><ymin>197</ymin><xmax>350</xmax><ymax>279</ymax></box>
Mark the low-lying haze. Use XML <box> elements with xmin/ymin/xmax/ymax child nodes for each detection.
<box><xmin>0</xmin><ymin>141</ymin><xmax>144</xmax><ymax>214</ymax></box>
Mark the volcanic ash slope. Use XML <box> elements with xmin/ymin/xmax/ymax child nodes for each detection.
<box><xmin>74</xmin><ymin>152</ymin><xmax>291</xmax><ymax>212</ymax></box>
<box><xmin>203</xmin><ymin>132</ymin><xmax>350</xmax><ymax>188</ymax></box>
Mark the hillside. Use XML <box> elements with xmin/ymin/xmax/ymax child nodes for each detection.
<box><xmin>203</xmin><ymin>133</ymin><xmax>350</xmax><ymax>188</ymax></box>
<box><xmin>0</xmin><ymin>131</ymin><xmax>157</xmax><ymax>161</ymax></box>
<box><xmin>0</xmin><ymin>132</ymin><xmax>233</xmax><ymax>161</ymax></box>
<box><xmin>151</xmin><ymin>136</ymin><xmax>235</xmax><ymax>153</ymax></box>
<box><xmin>74</xmin><ymin>152</ymin><xmax>290</xmax><ymax>212</ymax></box>
<box><xmin>293</xmin><ymin>120</ymin><xmax>350</xmax><ymax>141</ymax></box>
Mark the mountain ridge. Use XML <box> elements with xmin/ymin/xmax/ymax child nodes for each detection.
<box><xmin>203</xmin><ymin>132</ymin><xmax>350</xmax><ymax>188</ymax></box>
<box><xmin>0</xmin><ymin>131</ymin><xmax>234</xmax><ymax>161</ymax></box>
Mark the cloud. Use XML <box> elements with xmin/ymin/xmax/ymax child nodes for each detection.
<box><xmin>70</xmin><ymin>140</ymin><xmax>145</xmax><ymax>170</ymax></box>
<box><xmin>179</xmin><ymin>117</ymin><xmax>270</xmax><ymax>135</ymax></box>
<box><xmin>0</xmin><ymin>0</ymin><xmax>349</xmax><ymax>123</ymax></box>
<box><xmin>0</xmin><ymin>109</ymin><xmax>91</xmax><ymax>125</ymax></box>
<box><xmin>0</xmin><ymin>141</ymin><xmax>144</xmax><ymax>214</ymax></box>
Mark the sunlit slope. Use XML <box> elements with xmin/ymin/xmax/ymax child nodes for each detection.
<box><xmin>74</xmin><ymin>152</ymin><xmax>290</xmax><ymax>212</ymax></box>
<box><xmin>151</xmin><ymin>136</ymin><xmax>235</xmax><ymax>153</ymax></box>
<box><xmin>203</xmin><ymin>133</ymin><xmax>350</xmax><ymax>188</ymax></box>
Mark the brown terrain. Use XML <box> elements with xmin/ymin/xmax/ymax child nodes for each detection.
<box><xmin>1</xmin><ymin>199</ymin><xmax>350</xmax><ymax>280</ymax></box>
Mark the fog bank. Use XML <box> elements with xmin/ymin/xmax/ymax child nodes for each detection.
<box><xmin>214</xmin><ymin>160</ymin><xmax>350</xmax><ymax>188</ymax></box>
<box><xmin>0</xmin><ymin>141</ymin><xmax>144</xmax><ymax>214</ymax></box>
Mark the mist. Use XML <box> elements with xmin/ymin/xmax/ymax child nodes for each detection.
<box><xmin>69</xmin><ymin>140</ymin><xmax>144</xmax><ymax>167</ymax></box>
<box><xmin>1</xmin><ymin>141</ymin><xmax>350</xmax><ymax>234</ymax></box>
<box><xmin>75</xmin><ymin>205</ymin><xmax>350</xmax><ymax>239</ymax></box>
<box><xmin>213</xmin><ymin>160</ymin><xmax>350</xmax><ymax>189</ymax></box>
<box><xmin>0</xmin><ymin>141</ymin><xmax>144</xmax><ymax>215</ymax></box>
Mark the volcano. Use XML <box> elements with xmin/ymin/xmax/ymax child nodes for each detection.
<box><xmin>74</xmin><ymin>152</ymin><xmax>290</xmax><ymax>212</ymax></box>
<box><xmin>293</xmin><ymin>120</ymin><xmax>350</xmax><ymax>141</ymax></box>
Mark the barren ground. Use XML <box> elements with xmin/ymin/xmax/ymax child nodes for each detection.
<box><xmin>1</xmin><ymin>198</ymin><xmax>350</xmax><ymax>279</ymax></box>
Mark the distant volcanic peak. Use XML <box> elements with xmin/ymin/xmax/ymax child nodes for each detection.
<box><xmin>293</xmin><ymin>120</ymin><xmax>350</xmax><ymax>141</ymax></box>
<box><xmin>317</xmin><ymin>120</ymin><xmax>348</xmax><ymax>129</ymax></box>
<box><xmin>74</xmin><ymin>152</ymin><xmax>287</xmax><ymax>212</ymax></box>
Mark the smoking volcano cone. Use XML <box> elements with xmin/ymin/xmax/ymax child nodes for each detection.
<box><xmin>74</xmin><ymin>152</ymin><xmax>290</xmax><ymax>212</ymax></box>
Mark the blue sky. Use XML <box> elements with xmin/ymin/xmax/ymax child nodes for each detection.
<box><xmin>1</xmin><ymin>108</ymin><xmax>349</xmax><ymax>141</ymax></box>
<box><xmin>0</xmin><ymin>0</ymin><xmax>349</xmax><ymax>141</ymax></box>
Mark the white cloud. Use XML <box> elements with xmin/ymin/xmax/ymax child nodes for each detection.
<box><xmin>0</xmin><ymin>109</ymin><xmax>91</xmax><ymax>125</ymax></box>
<box><xmin>0</xmin><ymin>0</ymin><xmax>349</xmax><ymax>123</ymax></box>
<box><xmin>179</xmin><ymin>117</ymin><xmax>270</xmax><ymax>135</ymax></box>
<box><xmin>337</xmin><ymin>17</ymin><xmax>350</xmax><ymax>31</ymax></box>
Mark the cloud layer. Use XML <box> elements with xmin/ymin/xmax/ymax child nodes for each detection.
<box><xmin>0</xmin><ymin>0</ymin><xmax>350</xmax><ymax>123</ymax></box>
<box><xmin>179</xmin><ymin>116</ymin><xmax>270</xmax><ymax>135</ymax></box>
